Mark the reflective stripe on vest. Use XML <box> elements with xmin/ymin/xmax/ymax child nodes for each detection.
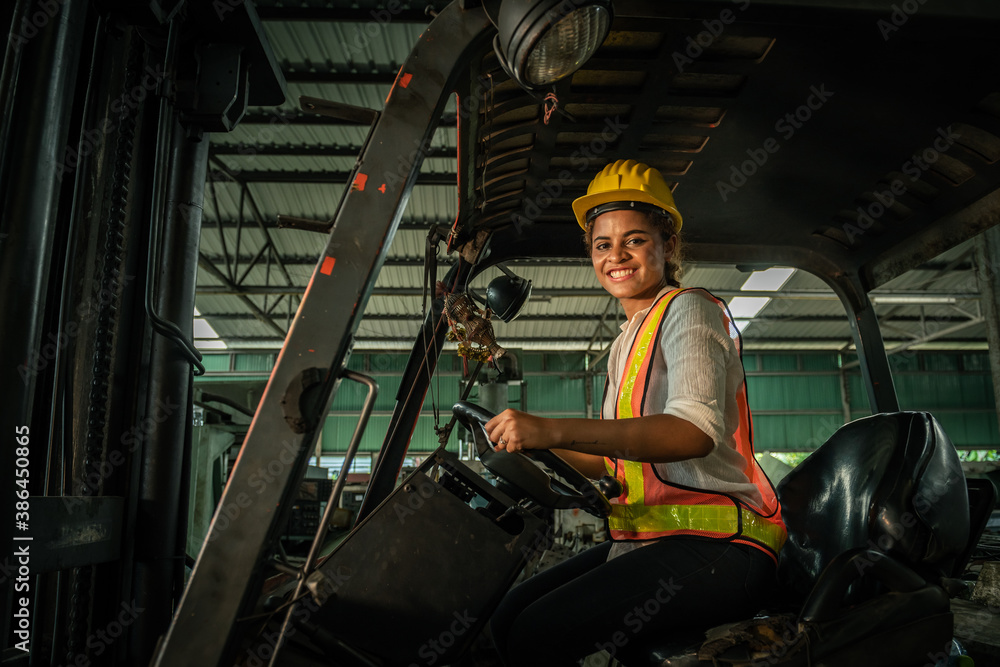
<box><xmin>604</xmin><ymin>288</ymin><xmax>787</xmax><ymax>556</ymax></box>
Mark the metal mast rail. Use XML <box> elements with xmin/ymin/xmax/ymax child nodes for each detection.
<box><xmin>150</xmin><ymin>4</ymin><xmax>493</xmax><ymax>665</ymax></box>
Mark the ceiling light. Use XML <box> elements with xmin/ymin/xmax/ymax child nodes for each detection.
<box><xmin>740</xmin><ymin>268</ymin><xmax>795</xmax><ymax>292</ymax></box>
<box><xmin>194</xmin><ymin>317</ymin><xmax>227</xmax><ymax>349</ymax></box>
<box><xmin>494</xmin><ymin>0</ymin><xmax>613</xmax><ymax>90</ymax></box>
<box><xmin>870</xmin><ymin>296</ymin><xmax>957</xmax><ymax>305</ymax></box>
<box><xmin>734</xmin><ymin>319</ymin><xmax>752</xmax><ymax>333</ymax></box>
<box><xmin>727</xmin><ymin>297</ymin><xmax>771</xmax><ymax>320</ymax></box>
<box><xmin>195</xmin><ymin>339</ymin><xmax>228</xmax><ymax>350</ymax></box>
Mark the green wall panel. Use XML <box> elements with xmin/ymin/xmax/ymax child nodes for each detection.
<box><xmin>760</xmin><ymin>354</ymin><xmax>798</xmax><ymax>372</ymax></box>
<box><xmin>410</xmin><ymin>414</ymin><xmax>460</xmax><ymax>453</ymax></box>
<box><xmin>195</xmin><ymin>374</ymin><xmax>267</xmax><ymax>383</ymax></box>
<box><xmin>895</xmin><ymin>373</ymin><xmax>994</xmax><ymax>411</ymax></box>
<box><xmin>202</xmin><ymin>350</ymin><xmax>998</xmax><ymax>454</ymax></box>
<box><xmin>896</xmin><ymin>375</ymin><xmax>947</xmax><ymax>409</ymax></box>
<box><xmin>345</xmin><ymin>354</ymin><xmax>367</xmax><ymax>371</ymax></box>
<box><xmin>752</xmin><ymin>413</ymin><xmax>845</xmax><ymax>451</ymax></box>
<box><xmin>888</xmin><ymin>354</ymin><xmax>920</xmax><ymax>372</ymax></box>
<box><xmin>504</xmin><ymin>382</ymin><xmax>524</xmax><ymax>409</ymax></box>
<box><xmin>592</xmin><ymin>375</ymin><xmax>606</xmax><ymax>415</ymax></box>
<box><xmin>521</xmin><ymin>354</ymin><xmax>544</xmax><ymax>372</ymax></box>
<box><xmin>800</xmin><ymin>353</ymin><xmax>838</xmax><ymax>371</ymax></box>
<box><xmin>320</xmin><ymin>414</ymin><xmax>460</xmax><ymax>454</ymax></box>
<box><xmin>747</xmin><ymin>375</ymin><xmax>841</xmax><ymax>411</ymax></box>
<box><xmin>961</xmin><ymin>375</ymin><xmax>995</xmax><ymax>409</ymax></box>
<box><xmin>545</xmin><ymin>352</ymin><xmax>587</xmax><ymax>372</ymax></box>
<box><xmin>963</xmin><ymin>353</ymin><xmax>991</xmax><ymax>371</ymax></box>
<box><xmin>592</xmin><ymin>355</ymin><xmax>609</xmax><ymax>373</ymax></box>
<box><xmin>368</xmin><ymin>353</ymin><xmax>411</xmax><ymax>373</ymax></box>
<box><xmin>321</xmin><ymin>415</ymin><xmax>390</xmax><ymax>453</ymax></box>
<box><xmin>234</xmin><ymin>353</ymin><xmax>275</xmax><ymax>372</ymax></box>
<box><xmin>528</xmin><ymin>376</ymin><xmax>585</xmax><ymax>413</ymax></box>
<box><xmin>429</xmin><ymin>378</ymin><xmax>462</xmax><ymax>410</ymax></box>
<box><xmin>934</xmin><ymin>412</ymin><xmax>1000</xmax><ymax>448</ymax></box>
<box><xmin>329</xmin><ymin>375</ymin><xmax>401</xmax><ymax>412</ymax></box>
<box><xmin>847</xmin><ymin>374</ymin><xmax>869</xmax><ymax>411</ymax></box>
<box><xmin>201</xmin><ymin>355</ymin><xmax>231</xmax><ymax>372</ymax></box>
<box><xmin>923</xmin><ymin>353</ymin><xmax>960</xmax><ymax>372</ymax></box>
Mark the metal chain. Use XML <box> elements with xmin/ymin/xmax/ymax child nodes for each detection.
<box><xmin>67</xmin><ymin>28</ymin><xmax>145</xmax><ymax>662</ymax></box>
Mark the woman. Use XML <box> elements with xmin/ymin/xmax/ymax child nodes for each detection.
<box><xmin>485</xmin><ymin>160</ymin><xmax>786</xmax><ymax>665</ymax></box>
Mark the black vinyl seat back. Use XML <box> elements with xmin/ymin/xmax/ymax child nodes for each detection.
<box><xmin>776</xmin><ymin>412</ymin><xmax>970</xmax><ymax>601</ymax></box>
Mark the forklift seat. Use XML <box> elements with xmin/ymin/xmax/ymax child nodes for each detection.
<box><xmin>650</xmin><ymin>411</ymin><xmax>975</xmax><ymax>667</ymax></box>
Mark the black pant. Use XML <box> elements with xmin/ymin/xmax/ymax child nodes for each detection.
<box><xmin>490</xmin><ymin>538</ymin><xmax>778</xmax><ymax>666</ymax></box>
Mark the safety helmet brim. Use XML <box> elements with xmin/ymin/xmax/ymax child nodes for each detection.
<box><xmin>572</xmin><ymin>188</ymin><xmax>683</xmax><ymax>232</ymax></box>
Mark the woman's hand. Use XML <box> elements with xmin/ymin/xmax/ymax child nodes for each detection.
<box><xmin>484</xmin><ymin>409</ymin><xmax>557</xmax><ymax>454</ymax></box>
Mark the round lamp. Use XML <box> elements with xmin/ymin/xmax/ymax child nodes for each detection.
<box><xmin>486</xmin><ymin>267</ymin><xmax>532</xmax><ymax>323</ymax></box>
<box><xmin>495</xmin><ymin>0</ymin><xmax>613</xmax><ymax>90</ymax></box>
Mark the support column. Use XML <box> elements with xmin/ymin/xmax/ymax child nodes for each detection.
<box><xmin>974</xmin><ymin>225</ymin><xmax>1000</xmax><ymax>436</ymax></box>
<box><xmin>831</xmin><ymin>273</ymin><xmax>899</xmax><ymax>413</ymax></box>
<box><xmin>0</xmin><ymin>0</ymin><xmax>87</xmax><ymax>481</ymax></box>
<box><xmin>129</xmin><ymin>107</ymin><xmax>210</xmax><ymax>666</ymax></box>
<box><xmin>0</xmin><ymin>2</ymin><xmax>87</xmax><ymax>656</ymax></box>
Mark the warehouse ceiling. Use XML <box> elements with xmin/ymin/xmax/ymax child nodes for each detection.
<box><xmin>194</xmin><ymin>0</ymin><xmax>1000</xmax><ymax>355</ymax></box>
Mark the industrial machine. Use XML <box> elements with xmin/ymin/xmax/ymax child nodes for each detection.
<box><xmin>4</xmin><ymin>0</ymin><xmax>1000</xmax><ymax>665</ymax></box>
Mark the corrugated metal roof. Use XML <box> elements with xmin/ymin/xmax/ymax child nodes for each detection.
<box><xmin>264</xmin><ymin>20</ymin><xmax>425</xmax><ymax>71</ymax></box>
<box><xmin>191</xmin><ymin>6</ymin><xmax>989</xmax><ymax>355</ymax></box>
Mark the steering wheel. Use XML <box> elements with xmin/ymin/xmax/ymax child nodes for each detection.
<box><xmin>452</xmin><ymin>401</ymin><xmax>613</xmax><ymax>518</ymax></box>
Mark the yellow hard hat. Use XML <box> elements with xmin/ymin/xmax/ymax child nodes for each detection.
<box><xmin>572</xmin><ymin>159</ymin><xmax>683</xmax><ymax>232</ymax></box>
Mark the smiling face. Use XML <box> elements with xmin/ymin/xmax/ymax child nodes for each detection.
<box><xmin>589</xmin><ymin>209</ymin><xmax>677</xmax><ymax>321</ymax></box>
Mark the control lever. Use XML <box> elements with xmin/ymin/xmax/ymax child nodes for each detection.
<box><xmin>598</xmin><ymin>475</ymin><xmax>622</xmax><ymax>500</ymax></box>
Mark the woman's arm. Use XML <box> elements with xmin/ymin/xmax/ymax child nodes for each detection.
<box><xmin>484</xmin><ymin>409</ymin><xmax>713</xmax><ymax>464</ymax></box>
<box><xmin>548</xmin><ymin>448</ymin><xmax>608</xmax><ymax>480</ymax></box>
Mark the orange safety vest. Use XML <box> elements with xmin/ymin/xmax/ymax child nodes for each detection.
<box><xmin>603</xmin><ymin>288</ymin><xmax>787</xmax><ymax>559</ymax></box>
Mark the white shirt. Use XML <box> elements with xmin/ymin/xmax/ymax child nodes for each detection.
<box><xmin>603</xmin><ymin>286</ymin><xmax>763</xmax><ymax>558</ymax></box>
